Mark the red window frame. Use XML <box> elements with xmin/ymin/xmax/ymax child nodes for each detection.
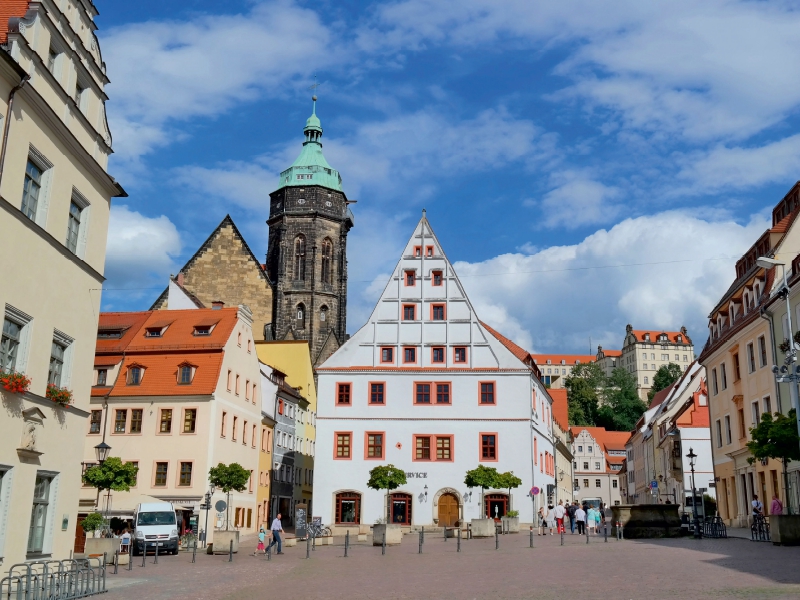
<box><xmin>432</xmin><ymin>271</ymin><xmax>443</xmax><ymax>286</ymax></box>
<box><xmin>414</xmin><ymin>382</ymin><xmax>432</xmax><ymax>404</ymax></box>
<box><xmin>403</xmin><ymin>347</ymin><xmax>417</xmax><ymax>364</ymax></box>
<box><xmin>337</xmin><ymin>383</ymin><xmax>352</xmax><ymax>405</ymax></box>
<box><xmin>431</xmin><ymin>347</ymin><xmax>445</xmax><ymax>363</ymax></box>
<box><xmin>413</xmin><ymin>434</ymin><xmax>454</xmax><ymax>462</ymax></box>
<box><xmin>435</xmin><ymin>382</ymin><xmax>451</xmax><ymax>404</ymax></box>
<box><xmin>435</xmin><ymin>435</ymin><xmax>454</xmax><ymax>461</ymax></box>
<box><xmin>479</xmin><ymin>381</ymin><xmax>496</xmax><ymax>405</ymax></box>
<box><xmin>480</xmin><ymin>432</ymin><xmax>498</xmax><ymax>461</ymax></box>
<box><xmin>454</xmin><ymin>347</ymin><xmax>467</xmax><ymax>363</ymax></box>
<box><xmin>402</xmin><ymin>304</ymin><xmax>417</xmax><ymax>320</ymax></box>
<box><xmin>431</xmin><ymin>304</ymin><xmax>446</xmax><ymax>321</ymax></box>
<box><xmin>404</xmin><ymin>270</ymin><xmax>416</xmax><ymax>286</ymax></box>
<box><xmin>425</xmin><ymin>246</ymin><xmax>434</xmax><ymax>257</ymax></box>
<box><xmin>364</xmin><ymin>431</ymin><xmax>385</xmax><ymax>459</ymax></box>
<box><xmin>335</xmin><ymin>492</ymin><xmax>361</xmax><ymax>524</ymax></box>
<box><xmin>334</xmin><ymin>432</ymin><xmax>352</xmax><ymax>460</ymax></box>
<box><xmin>414</xmin><ymin>435</ymin><xmax>432</xmax><ymax>461</ymax></box>
<box><xmin>413</xmin><ymin>246</ymin><xmax>422</xmax><ymax>257</ymax></box>
<box><xmin>369</xmin><ymin>382</ymin><xmax>385</xmax><ymax>405</ymax></box>
<box><xmin>380</xmin><ymin>347</ymin><xmax>394</xmax><ymax>364</ymax></box>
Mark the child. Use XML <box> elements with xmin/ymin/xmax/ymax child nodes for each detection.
<box><xmin>256</xmin><ymin>527</ymin><xmax>266</xmax><ymax>555</ymax></box>
<box><xmin>587</xmin><ymin>506</ymin><xmax>597</xmax><ymax>534</ymax></box>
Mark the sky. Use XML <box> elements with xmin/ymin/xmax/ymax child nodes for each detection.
<box><xmin>96</xmin><ymin>0</ymin><xmax>800</xmax><ymax>355</ymax></box>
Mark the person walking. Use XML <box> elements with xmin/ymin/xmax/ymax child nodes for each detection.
<box><xmin>266</xmin><ymin>513</ymin><xmax>284</xmax><ymax>555</ymax></box>
<box><xmin>256</xmin><ymin>527</ymin><xmax>266</xmax><ymax>555</ymax></box>
<box><xmin>538</xmin><ymin>506</ymin><xmax>547</xmax><ymax>535</ymax></box>
<box><xmin>594</xmin><ymin>505</ymin><xmax>602</xmax><ymax>534</ymax></box>
<box><xmin>546</xmin><ymin>504</ymin><xmax>556</xmax><ymax>535</ymax></box>
<box><xmin>770</xmin><ymin>493</ymin><xmax>783</xmax><ymax>516</ymax></box>
<box><xmin>567</xmin><ymin>501</ymin><xmax>577</xmax><ymax>534</ymax></box>
<box><xmin>554</xmin><ymin>500</ymin><xmax>566</xmax><ymax>534</ymax></box>
<box><xmin>586</xmin><ymin>506</ymin><xmax>597</xmax><ymax>534</ymax></box>
<box><xmin>575</xmin><ymin>504</ymin><xmax>586</xmax><ymax>535</ymax></box>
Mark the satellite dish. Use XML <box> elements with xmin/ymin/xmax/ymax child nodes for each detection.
<box><xmin>214</xmin><ymin>500</ymin><xmax>227</xmax><ymax>513</ymax></box>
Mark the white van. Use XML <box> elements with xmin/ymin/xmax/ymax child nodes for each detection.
<box><xmin>133</xmin><ymin>502</ymin><xmax>179</xmax><ymax>555</ymax></box>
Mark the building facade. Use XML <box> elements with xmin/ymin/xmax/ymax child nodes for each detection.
<box><xmin>699</xmin><ymin>184</ymin><xmax>800</xmax><ymax>526</ymax></box>
<box><xmin>314</xmin><ymin>214</ymin><xmax>555</xmax><ymax>532</ymax></box>
<box><xmin>549</xmin><ymin>389</ymin><xmax>575</xmax><ymax>505</ymax></box>
<box><xmin>0</xmin><ymin>0</ymin><xmax>124</xmax><ymax>567</ymax></box>
<box><xmin>78</xmin><ymin>306</ymin><xmax>261</xmax><ymax>545</ymax></box>
<box><xmin>530</xmin><ymin>354</ymin><xmax>595</xmax><ymax>388</ymax></box>
<box><xmin>620</xmin><ymin>326</ymin><xmax>695</xmax><ymax>400</ymax></box>
<box><xmin>570</xmin><ymin>428</ymin><xmax>627</xmax><ymax>507</ymax></box>
<box><xmin>256</xmin><ymin>364</ymin><xmax>276</xmax><ymax>530</ymax></box>
<box><xmin>595</xmin><ymin>347</ymin><xmax>622</xmax><ymax>378</ymax></box>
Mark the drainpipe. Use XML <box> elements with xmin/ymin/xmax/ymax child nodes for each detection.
<box><xmin>0</xmin><ymin>74</ymin><xmax>29</xmax><ymax>191</ymax></box>
<box><xmin>760</xmin><ymin>307</ymin><xmax>782</xmax><ymax>413</ymax></box>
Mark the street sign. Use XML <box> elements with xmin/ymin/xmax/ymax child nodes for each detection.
<box><xmin>650</xmin><ymin>480</ymin><xmax>658</xmax><ymax>489</ymax></box>
<box><xmin>531</xmin><ymin>487</ymin><xmax>540</xmax><ymax>496</ymax></box>
<box><xmin>214</xmin><ymin>499</ymin><xmax>227</xmax><ymax>512</ymax></box>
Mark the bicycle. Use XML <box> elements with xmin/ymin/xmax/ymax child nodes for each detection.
<box><xmin>308</xmin><ymin>522</ymin><xmax>332</xmax><ymax>538</ymax></box>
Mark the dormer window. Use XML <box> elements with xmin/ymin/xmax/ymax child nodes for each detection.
<box><xmin>128</xmin><ymin>366</ymin><xmax>143</xmax><ymax>385</ymax></box>
<box><xmin>677</xmin><ymin>335</ymin><xmax>683</xmax><ymax>343</ymax></box>
<box><xmin>561</xmin><ymin>360</ymin><xmax>565</xmax><ymax>365</ymax></box>
<box><xmin>178</xmin><ymin>364</ymin><xmax>195</xmax><ymax>385</ymax></box>
<box><xmin>644</xmin><ymin>333</ymin><xmax>650</xmax><ymax>341</ymax></box>
<box><xmin>145</xmin><ymin>327</ymin><xmax>164</xmax><ymax>338</ymax></box>
<box><xmin>546</xmin><ymin>359</ymin><xmax>552</xmax><ymax>365</ymax></box>
<box><xmin>194</xmin><ymin>326</ymin><xmax>211</xmax><ymax>336</ymax></box>
<box><xmin>98</xmin><ymin>329</ymin><xmax>122</xmax><ymax>339</ymax></box>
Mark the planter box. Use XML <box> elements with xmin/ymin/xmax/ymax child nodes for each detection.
<box><xmin>318</xmin><ymin>536</ymin><xmax>333</xmax><ymax>545</ymax></box>
<box><xmin>470</xmin><ymin>518</ymin><xmax>495</xmax><ymax>538</ymax></box>
<box><xmin>357</xmin><ymin>533</ymin><xmax>367</xmax><ymax>542</ymax></box>
<box><xmin>212</xmin><ymin>530</ymin><xmax>239</xmax><ymax>554</ymax></box>
<box><xmin>771</xmin><ymin>515</ymin><xmax>800</xmax><ymax>546</ymax></box>
<box><xmin>116</xmin><ymin>553</ymin><xmax>130</xmax><ymax>566</ymax></box>
<box><xmin>501</xmin><ymin>517</ymin><xmax>520</xmax><ymax>533</ymax></box>
<box><xmin>284</xmin><ymin>536</ymin><xmax>297</xmax><ymax>548</ymax></box>
<box><xmin>84</xmin><ymin>538</ymin><xmax>120</xmax><ymax>563</ymax></box>
<box><xmin>372</xmin><ymin>524</ymin><xmax>402</xmax><ymax>546</ymax></box>
<box><xmin>611</xmin><ymin>505</ymin><xmax>682</xmax><ymax>539</ymax></box>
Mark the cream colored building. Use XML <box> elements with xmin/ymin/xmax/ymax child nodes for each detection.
<box><xmin>620</xmin><ymin>326</ymin><xmax>694</xmax><ymax>400</ymax></box>
<box><xmin>78</xmin><ymin>307</ymin><xmax>262</xmax><ymax>548</ymax></box>
<box><xmin>595</xmin><ymin>347</ymin><xmax>622</xmax><ymax>378</ymax></box>
<box><xmin>530</xmin><ymin>354</ymin><xmax>595</xmax><ymax>389</ymax></box>
<box><xmin>549</xmin><ymin>389</ymin><xmax>575</xmax><ymax>505</ymax></box>
<box><xmin>571</xmin><ymin>428</ymin><xmax>627</xmax><ymax>507</ymax></box>
<box><xmin>0</xmin><ymin>0</ymin><xmax>123</xmax><ymax>568</ymax></box>
<box><xmin>700</xmin><ymin>184</ymin><xmax>800</xmax><ymax>526</ymax></box>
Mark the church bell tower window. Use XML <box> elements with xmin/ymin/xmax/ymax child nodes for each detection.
<box><xmin>294</xmin><ymin>235</ymin><xmax>306</xmax><ymax>280</ymax></box>
<box><xmin>321</xmin><ymin>238</ymin><xmax>333</xmax><ymax>284</ymax></box>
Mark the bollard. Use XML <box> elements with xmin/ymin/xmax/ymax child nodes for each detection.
<box><xmin>344</xmin><ymin>530</ymin><xmax>349</xmax><ymax>558</ymax></box>
<box><xmin>561</xmin><ymin>530</ymin><xmax>564</xmax><ymax>546</ymax></box>
<box><xmin>444</xmin><ymin>527</ymin><xmax>447</xmax><ymax>542</ymax></box>
<box><xmin>154</xmin><ymin>543</ymin><xmax>159</xmax><ymax>564</ymax></box>
<box><xmin>586</xmin><ymin>525</ymin><xmax>589</xmax><ymax>544</ymax></box>
<box><xmin>604</xmin><ymin>523</ymin><xmax>608</xmax><ymax>543</ymax></box>
<box><xmin>312</xmin><ymin>533</ymin><xmax>316</xmax><ymax>551</ymax></box>
<box><xmin>192</xmin><ymin>541</ymin><xmax>197</xmax><ymax>563</ymax></box>
<box><xmin>228</xmin><ymin>539</ymin><xmax>233</xmax><ymax>563</ymax></box>
<box><xmin>267</xmin><ymin>543</ymin><xmax>271</xmax><ymax>561</ymax></box>
<box><xmin>141</xmin><ymin>545</ymin><xmax>146</xmax><ymax>568</ymax></box>
<box><xmin>128</xmin><ymin>550</ymin><xmax>133</xmax><ymax>571</ymax></box>
<box><xmin>418</xmin><ymin>530</ymin><xmax>422</xmax><ymax>554</ymax></box>
<box><xmin>529</xmin><ymin>526</ymin><xmax>533</xmax><ymax>548</ymax></box>
<box><xmin>457</xmin><ymin>526</ymin><xmax>461</xmax><ymax>553</ymax></box>
<box><xmin>422</xmin><ymin>526</ymin><xmax>425</xmax><ymax>544</ymax></box>
<box><xmin>103</xmin><ymin>553</ymin><xmax>107</xmax><ymax>589</ymax></box>
<box><xmin>495</xmin><ymin>528</ymin><xmax>499</xmax><ymax>550</ymax></box>
<box><xmin>382</xmin><ymin>532</ymin><xmax>386</xmax><ymax>556</ymax></box>
<box><xmin>114</xmin><ymin>551</ymin><xmax>118</xmax><ymax>575</ymax></box>
<box><xmin>306</xmin><ymin>536</ymin><xmax>311</xmax><ymax>559</ymax></box>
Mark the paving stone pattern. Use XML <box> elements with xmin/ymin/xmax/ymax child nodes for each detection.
<box><xmin>105</xmin><ymin>532</ymin><xmax>800</xmax><ymax>600</ymax></box>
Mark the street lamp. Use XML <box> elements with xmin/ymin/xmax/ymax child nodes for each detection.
<box><xmin>686</xmin><ymin>447</ymin><xmax>700</xmax><ymax>539</ymax></box>
<box><xmin>201</xmin><ymin>483</ymin><xmax>216</xmax><ymax>548</ymax></box>
<box><xmin>94</xmin><ymin>441</ymin><xmax>111</xmax><ymax>464</ymax></box>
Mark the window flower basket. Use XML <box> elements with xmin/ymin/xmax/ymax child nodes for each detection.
<box><xmin>0</xmin><ymin>371</ymin><xmax>31</xmax><ymax>394</ymax></box>
<box><xmin>46</xmin><ymin>384</ymin><xmax>72</xmax><ymax>407</ymax></box>
<box><xmin>779</xmin><ymin>339</ymin><xmax>791</xmax><ymax>354</ymax></box>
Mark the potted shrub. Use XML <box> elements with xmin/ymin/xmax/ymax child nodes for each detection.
<box><xmin>367</xmin><ymin>465</ymin><xmax>406</xmax><ymax>545</ymax></box>
<box><xmin>496</xmin><ymin>471</ymin><xmax>522</xmax><ymax>532</ymax></box>
<box><xmin>0</xmin><ymin>371</ymin><xmax>31</xmax><ymax>394</ymax></box>
<box><xmin>46</xmin><ymin>384</ymin><xmax>73</xmax><ymax>407</ymax></box>
<box><xmin>208</xmin><ymin>462</ymin><xmax>250</xmax><ymax>553</ymax></box>
<box><xmin>502</xmin><ymin>510</ymin><xmax>520</xmax><ymax>533</ymax></box>
<box><xmin>465</xmin><ymin>465</ymin><xmax>500</xmax><ymax>537</ymax></box>
<box><xmin>82</xmin><ymin>512</ymin><xmax>118</xmax><ymax>562</ymax></box>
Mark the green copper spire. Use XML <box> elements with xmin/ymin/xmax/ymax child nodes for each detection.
<box><xmin>276</xmin><ymin>96</ymin><xmax>343</xmax><ymax>192</ymax></box>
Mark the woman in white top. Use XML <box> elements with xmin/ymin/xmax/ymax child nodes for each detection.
<box><xmin>546</xmin><ymin>505</ymin><xmax>556</xmax><ymax>535</ymax></box>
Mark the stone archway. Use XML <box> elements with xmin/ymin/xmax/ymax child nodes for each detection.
<box><xmin>432</xmin><ymin>488</ymin><xmax>463</xmax><ymax>526</ymax></box>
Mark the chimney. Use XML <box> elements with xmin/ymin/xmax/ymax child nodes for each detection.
<box><xmin>212</xmin><ymin>300</ymin><xmax>224</xmax><ymax>310</ymax></box>
<box><xmin>176</xmin><ymin>272</ymin><xmax>185</xmax><ymax>286</ymax></box>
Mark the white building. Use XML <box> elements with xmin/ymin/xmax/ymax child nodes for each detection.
<box><xmin>315</xmin><ymin>213</ymin><xmax>555</xmax><ymax>531</ymax></box>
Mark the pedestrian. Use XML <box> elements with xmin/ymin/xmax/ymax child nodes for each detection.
<box><xmin>554</xmin><ymin>500</ymin><xmax>566</xmax><ymax>534</ymax></box>
<box><xmin>266</xmin><ymin>513</ymin><xmax>284</xmax><ymax>555</ymax></box>
<box><xmin>575</xmin><ymin>504</ymin><xmax>586</xmax><ymax>535</ymax></box>
<box><xmin>770</xmin><ymin>493</ymin><xmax>783</xmax><ymax>516</ymax></box>
<box><xmin>546</xmin><ymin>504</ymin><xmax>556</xmax><ymax>535</ymax></box>
<box><xmin>587</xmin><ymin>505</ymin><xmax>597</xmax><ymax>534</ymax></box>
<box><xmin>256</xmin><ymin>527</ymin><xmax>266</xmax><ymax>555</ymax></box>
<box><xmin>538</xmin><ymin>506</ymin><xmax>547</xmax><ymax>535</ymax></box>
<box><xmin>567</xmin><ymin>501</ymin><xmax>577</xmax><ymax>534</ymax></box>
<box><xmin>594</xmin><ymin>505</ymin><xmax>602</xmax><ymax>534</ymax></box>
<box><xmin>752</xmin><ymin>494</ymin><xmax>763</xmax><ymax>517</ymax></box>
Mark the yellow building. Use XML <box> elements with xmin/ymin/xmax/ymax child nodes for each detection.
<box><xmin>255</xmin><ymin>341</ymin><xmax>317</xmax><ymax>517</ymax></box>
<box><xmin>0</xmin><ymin>1</ymin><xmax>124</xmax><ymax>567</ymax></box>
<box><xmin>256</xmin><ymin>363</ymin><xmax>276</xmax><ymax>530</ymax></box>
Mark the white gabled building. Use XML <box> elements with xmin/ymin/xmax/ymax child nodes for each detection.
<box><xmin>315</xmin><ymin>213</ymin><xmax>554</xmax><ymax>532</ymax></box>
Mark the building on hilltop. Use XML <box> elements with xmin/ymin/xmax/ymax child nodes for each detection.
<box><xmin>77</xmin><ymin>306</ymin><xmax>261</xmax><ymax>551</ymax></box>
<box><xmin>595</xmin><ymin>346</ymin><xmax>622</xmax><ymax>377</ymax></box>
<box><xmin>530</xmin><ymin>354</ymin><xmax>595</xmax><ymax>388</ymax></box>
<box><xmin>620</xmin><ymin>325</ymin><xmax>694</xmax><ymax>400</ymax></box>
<box><xmin>0</xmin><ymin>1</ymin><xmax>125</xmax><ymax>566</ymax></box>
<box><xmin>313</xmin><ymin>212</ymin><xmax>555</xmax><ymax>531</ymax></box>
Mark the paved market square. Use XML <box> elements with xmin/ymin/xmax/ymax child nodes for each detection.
<box><xmin>104</xmin><ymin>533</ymin><xmax>800</xmax><ymax>600</ymax></box>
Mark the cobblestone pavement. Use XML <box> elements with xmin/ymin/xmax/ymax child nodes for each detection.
<box><xmin>105</xmin><ymin>531</ymin><xmax>800</xmax><ymax>600</ymax></box>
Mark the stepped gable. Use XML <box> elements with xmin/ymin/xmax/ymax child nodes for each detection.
<box><xmin>150</xmin><ymin>215</ymin><xmax>274</xmax><ymax>340</ymax></box>
<box><xmin>319</xmin><ymin>212</ymin><xmax>529</xmax><ymax>371</ymax></box>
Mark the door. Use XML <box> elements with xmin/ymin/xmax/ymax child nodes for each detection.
<box><xmin>391</xmin><ymin>493</ymin><xmax>412</xmax><ymax>525</ymax></box>
<box><xmin>438</xmin><ymin>493</ymin><xmax>459</xmax><ymax>527</ymax></box>
<box><xmin>73</xmin><ymin>513</ymin><xmax>87</xmax><ymax>554</ymax></box>
<box><xmin>485</xmin><ymin>494</ymin><xmax>508</xmax><ymax>520</ymax></box>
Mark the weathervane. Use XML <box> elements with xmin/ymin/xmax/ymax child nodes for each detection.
<box><xmin>308</xmin><ymin>73</ymin><xmax>323</xmax><ymax>102</ymax></box>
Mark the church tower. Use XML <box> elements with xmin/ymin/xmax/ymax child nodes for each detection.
<box><xmin>266</xmin><ymin>97</ymin><xmax>354</xmax><ymax>366</ymax></box>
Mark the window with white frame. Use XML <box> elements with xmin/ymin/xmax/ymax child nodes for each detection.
<box><xmin>21</xmin><ymin>148</ymin><xmax>53</xmax><ymax>226</ymax></box>
<box><xmin>27</xmin><ymin>473</ymin><xmax>55</xmax><ymax>554</ymax></box>
<box><xmin>48</xmin><ymin>330</ymin><xmax>74</xmax><ymax>388</ymax></box>
<box><xmin>65</xmin><ymin>189</ymin><xmax>90</xmax><ymax>257</ymax></box>
<box><xmin>724</xmin><ymin>415</ymin><xmax>731</xmax><ymax>444</ymax></box>
<box><xmin>1</xmin><ymin>305</ymin><xmax>32</xmax><ymax>374</ymax></box>
<box><xmin>715</xmin><ymin>420</ymin><xmax>722</xmax><ymax>448</ymax></box>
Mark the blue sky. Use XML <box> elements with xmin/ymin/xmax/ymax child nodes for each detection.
<box><xmin>96</xmin><ymin>0</ymin><xmax>800</xmax><ymax>354</ymax></box>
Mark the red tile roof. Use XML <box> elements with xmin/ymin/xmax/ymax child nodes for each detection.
<box><xmin>531</xmin><ymin>354</ymin><xmax>595</xmax><ymax>366</ymax></box>
<box><xmin>599</xmin><ymin>349</ymin><xmax>622</xmax><ymax>357</ymax></box>
<box><xmin>648</xmin><ymin>383</ymin><xmax>675</xmax><ymax>409</ymax></box>
<box><xmin>96</xmin><ymin>312</ymin><xmax>153</xmax><ymax>354</ymax></box>
<box><xmin>630</xmin><ymin>330</ymin><xmax>692</xmax><ymax>345</ymax></box>
<box><xmin>548</xmin><ymin>389</ymin><xmax>569</xmax><ymax>430</ymax></box>
<box><xmin>0</xmin><ymin>0</ymin><xmax>30</xmax><ymax>44</ymax></box>
<box><xmin>479</xmin><ymin>322</ymin><xmax>531</xmax><ymax>364</ymax></box>
<box><xmin>770</xmin><ymin>210</ymin><xmax>798</xmax><ymax>234</ymax></box>
<box><xmin>110</xmin><ymin>353</ymin><xmax>224</xmax><ymax>397</ymax></box>
<box><xmin>570</xmin><ymin>426</ymin><xmax>631</xmax><ymax>452</ymax></box>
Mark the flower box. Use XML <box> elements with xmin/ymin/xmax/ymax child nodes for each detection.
<box><xmin>46</xmin><ymin>384</ymin><xmax>73</xmax><ymax>407</ymax></box>
<box><xmin>0</xmin><ymin>371</ymin><xmax>31</xmax><ymax>394</ymax></box>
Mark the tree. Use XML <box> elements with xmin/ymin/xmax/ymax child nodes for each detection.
<box><xmin>367</xmin><ymin>464</ymin><xmax>407</xmax><ymax>522</ymax></box>
<box><xmin>208</xmin><ymin>462</ymin><xmax>251</xmax><ymax>530</ymax></box>
<box><xmin>495</xmin><ymin>471</ymin><xmax>522</xmax><ymax>517</ymax></box>
<box><xmin>747</xmin><ymin>410</ymin><xmax>800</xmax><ymax>513</ymax></box>
<box><xmin>565</xmin><ymin>363</ymin><xmax>605</xmax><ymax>426</ymax></box>
<box><xmin>596</xmin><ymin>367</ymin><xmax>648</xmax><ymax>432</ymax></box>
<box><xmin>80</xmin><ymin>512</ymin><xmax>104</xmax><ymax>534</ymax></box>
<box><xmin>82</xmin><ymin>457</ymin><xmax>138</xmax><ymax>528</ymax></box>
<box><xmin>465</xmin><ymin>465</ymin><xmax>500</xmax><ymax>517</ymax></box>
<box><xmin>648</xmin><ymin>363</ymin><xmax>684</xmax><ymax>401</ymax></box>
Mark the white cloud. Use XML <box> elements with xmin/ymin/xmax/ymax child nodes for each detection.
<box><xmin>103</xmin><ymin>205</ymin><xmax>182</xmax><ymax>301</ymax></box>
<box><xmin>451</xmin><ymin>209</ymin><xmax>770</xmax><ymax>354</ymax></box>
<box><xmin>102</xmin><ymin>1</ymin><xmax>341</xmax><ymax>170</ymax></box>
<box><xmin>530</xmin><ymin>171</ymin><xmax>620</xmax><ymax>229</ymax></box>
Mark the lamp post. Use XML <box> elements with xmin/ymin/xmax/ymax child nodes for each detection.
<box><xmin>757</xmin><ymin>256</ymin><xmax>800</xmax><ymax>515</ymax></box>
<box><xmin>94</xmin><ymin>441</ymin><xmax>111</xmax><ymax>464</ymax></box>
<box><xmin>687</xmin><ymin>448</ymin><xmax>700</xmax><ymax>539</ymax></box>
<box><xmin>201</xmin><ymin>483</ymin><xmax>216</xmax><ymax>548</ymax></box>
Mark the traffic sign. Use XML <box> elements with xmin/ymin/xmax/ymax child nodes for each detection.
<box><xmin>650</xmin><ymin>480</ymin><xmax>658</xmax><ymax>489</ymax></box>
<box><xmin>531</xmin><ymin>487</ymin><xmax>540</xmax><ymax>496</ymax></box>
<box><xmin>214</xmin><ymin>499</ymin><xmax>227</xmax><ymax>512</ymax></box>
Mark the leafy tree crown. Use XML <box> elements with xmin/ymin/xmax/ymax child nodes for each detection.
<box><xmin>208</xmin><ymin>462</ymin><xmax>250</xmax><ymax>493</ymax></box>
<box><xmin>496</xmin><ymin>471</ymin><xmax>522</xmax><ymax>490</ymax></box>
<box><xmin>80</xmin><ymin>512</ymin><xmax>105</xmax><ymax>532</ymax></box>
<box><xmin>81</xmin><ymin>457</ymin><xmax>138</xmax><ymax>492</ymax></box>
<box><xmin>746</xmin><ymin>409</ymin><xmax>800</xmax><ymax>464</ymax></box>
<box><xmin>464</xmin><ymin>465</ymin><xmax>500</xmax><ymax>489</ymax></box>
<box><xmin>366</xmin><ymin>465</ymin><xmax>407</xmax><ymax>491</ymax></box>
<box><xmin>648</xmin><ymin>363</ymin><xmax>684</xmax><ymax>401</ymax></box>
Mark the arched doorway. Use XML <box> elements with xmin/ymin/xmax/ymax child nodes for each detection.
<box><xmin>390</xmin><ymin>493</ymin><xmax>412</xmax><ymax>525</ymax></box>
<box><xmin>438</xmin><ymin>493</ymin><xmax>459</xmax><ymax>527</ymax></box>
<box><xmin>335</xmin><ymin>491</ymin><xmax>361</xmax><ymax>525</ymax></box>
<box><xmin>485</xmin><ymin>494</ymin><xmax>509</xmax><ymax>520</ymax></box>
